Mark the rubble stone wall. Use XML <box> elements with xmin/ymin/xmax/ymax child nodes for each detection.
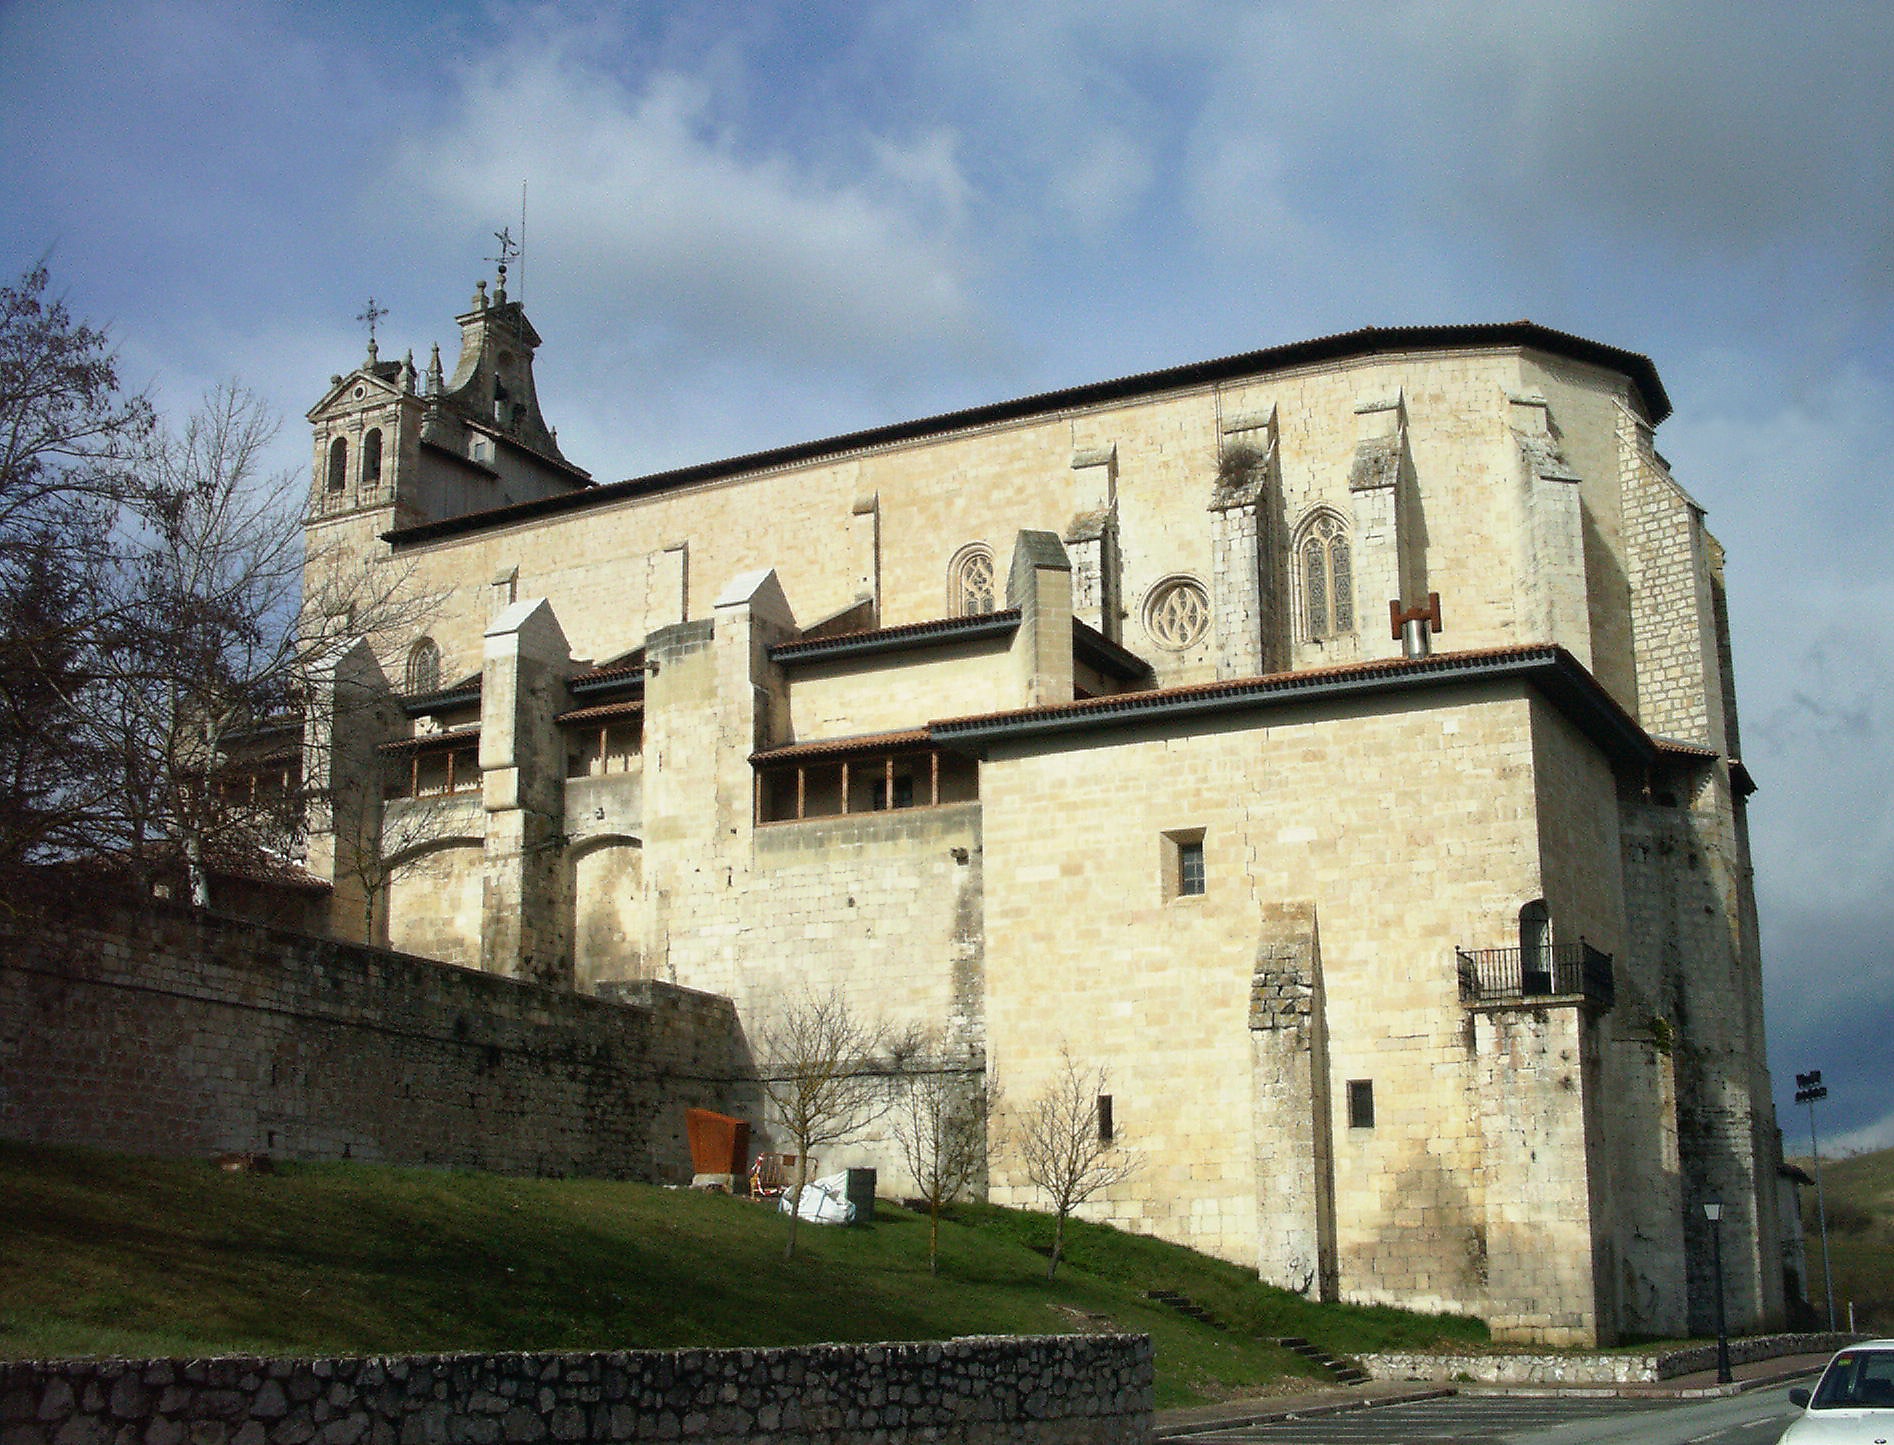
<box><xmin>0</xmin><ymin>1337</ymin><xmax>1154</xmax><ymax>1445</ymax></box>
<box><xmin>1362</xmin><ymin>1331</ymin><xmax>1862</xmax><ymax>1384</ymax></box>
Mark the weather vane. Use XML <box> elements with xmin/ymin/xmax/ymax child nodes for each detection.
<box><xmin>488</xmin><ymin>226</ymin><xmax>518</xmax><ymax>290</ymax></box>
<box><xmin>355</xmin><ymin>296</ymin><xmax>388</xmax><ymax>346</ymax></box>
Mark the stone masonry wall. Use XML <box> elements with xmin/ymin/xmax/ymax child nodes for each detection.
<box><xmin>0</xmin><ymin>896</ymin><xmax>742</xmax><ymax>1181</ymax></box>
<box><xmin>0</xmin><ymin>1337</ymin><xmax>1154</xmax><ymax>1445</ymax></box>
<box><xmin>1362</xmin><ymin>1332</ymin><xmax>1862</xmax><ymax>1385</ymax></box>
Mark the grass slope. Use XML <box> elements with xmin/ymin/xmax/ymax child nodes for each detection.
<box><xmin>0</xmin><ymin>1143</ymin><xmax>1484</xmax><ymax>1408</ymax></box>
<box><xmin>1794</xmin><ymin>1144</ymin><xmax>1894</xmax><ymax>1333</ymax></box>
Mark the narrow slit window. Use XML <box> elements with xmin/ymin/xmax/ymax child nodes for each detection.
<box><xmin>1347</xmin><ymin>1080</ymin><xmax>1375</xmax><ymax>1129</ymax></box>
<box><xmin>1097</xmin><ymin>1094</ymin><xmax>1114</xmax><ymax>1143</ymax></box>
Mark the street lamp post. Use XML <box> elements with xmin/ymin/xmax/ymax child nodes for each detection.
<box><xmin>1795</xmin><ymin>1069</ymin><xmax>1836</xmax><ymax>1331</ymax></box>
<box><xmin>1704</xmin><ymin>1201</ymin><xmax>1732</xmax><ymax>1385</ymax></box>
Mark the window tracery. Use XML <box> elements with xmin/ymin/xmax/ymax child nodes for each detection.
<box><xmin>1144</xmin><ymin>576</ymin><xmax>1210</xmax><ymax>650</ymax></box>
<box><xmin>949</xmin><ymin>544</ymin><xmax>997</xmax><ymax>616</ymax></box>
<box><xmin>1297</xmin><ymin>510</ymin><xmax>1353</xmax><ymax>641</ymax></box>
<box><xmin>405</xmin><ymin>638</ymin><xmax>441</xmax><ymax>696</ymax></box>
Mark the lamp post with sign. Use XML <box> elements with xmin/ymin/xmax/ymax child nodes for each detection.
<box><xmin>1704</xmin><ymin>1201</ymin><xmax>1733</xmax><ymax>1384</ymax></box>
<box><xmin>1795</xmin><ymin>1069</ymin><xmax>1836</xmax><ymax>1331</ymax></box>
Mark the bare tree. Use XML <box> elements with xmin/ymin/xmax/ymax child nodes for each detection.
<box><xmin>890</xmin><ymin>1036</ymin><xmax>994</xmax><ymax>1275</ymax></box>
<box><xmin>760</xmin><ymin>988</ymin><xmax>911</xmax><ymax>1260</ymax></box>
<box><xmin>0</xmin><ymin>270</ymin><xmax>436</xmax><ymax>914</ymax></box>
<box><xmin>91</xmin><ymin>381</ymin><xmax>434</xmax><ymax>907</ymax></box>
<box><xmin>1014</xmin><ymin>1049</ymin><xmax>1137</xmax><ymax>1280</ymax></box>
<box><xmin>0</xmin><ymin>264</ymin><xmax>152</xmax><ymax>897</ymax></box>
<box><xmin>332</xmin><ymin>784</ymin><xmax>466</xmax><ymax>943</ymax></box>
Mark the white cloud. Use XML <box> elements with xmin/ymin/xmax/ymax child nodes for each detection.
<box><xmin>1153</xmin><ymin>0</ymin><xmax>1894</xmax><ymax>368</ymax></box>
<box><xmin>376</xmin><ymin>26</ymin><xmax>990</xmax><ymax>372</ymax></box>
<box><xmin>1830</xmin><ymin>1109</ymin><xmax>1894</xmax><ymax>1158</ymax></box>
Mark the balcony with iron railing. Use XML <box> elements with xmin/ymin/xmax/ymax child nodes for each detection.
<box><xmin>1456</xmin><ymin>941</ymin><xmax>1615</xmax><ymax>1011</ymax></box>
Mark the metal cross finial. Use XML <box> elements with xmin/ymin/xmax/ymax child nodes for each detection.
<box><xmin>355</xmin><ymin>297</ymin><xmax>389</xmax><ymax>345</ymax></box>
<box><xmin>489</xmin><ymin>227</ymin><xmax>518</xmax><ymax>287</ymax></box>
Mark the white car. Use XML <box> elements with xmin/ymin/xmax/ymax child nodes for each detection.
<box><xmin>1781</xmin><ymin>1340</ymin><xmax>1894</xmax><ymax>1443</ymax></box>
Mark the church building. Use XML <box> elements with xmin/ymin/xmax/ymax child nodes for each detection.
<box><xmin>296</xmin><ymin>269</ymin><xmax>1790</xmax><ymax>1347</ymax></box>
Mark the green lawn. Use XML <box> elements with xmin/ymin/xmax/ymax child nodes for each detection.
<box><xmin>1794</xmin><ymin>1144</ymin><xmax>1894</xmax><ymax>1333</ymax></box>
<box><xmin>0</xmin><ymin>1142</ymin><xmax>1484</xmax><ymax>1407</ymax></box>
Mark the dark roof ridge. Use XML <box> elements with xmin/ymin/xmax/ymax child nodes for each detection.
<box><xmin>387</xmin><ymin>322</ymin><xmax>1669</xmax><ymax>548</ymax></box>
<box><xmin>772</xmin><ymin>609</ymin><xmax>1022</xmax><ymax>664</ymax></box>
<box><xmin>927</xmin><ymin>644</ymin><xmax>1558</xmax><ymax>731</ymax></box>
<box><xmin>926</xmin><ymin>643</ymin><xmax>1661</xmax><ymax>772</ymax></box>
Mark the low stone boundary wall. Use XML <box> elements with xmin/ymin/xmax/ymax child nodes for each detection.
<box><xmin>0</xmin><ymin>1336</ymin><xmax>1154</xmax><ymax>1445</ymax></box>
<box><xmin>1361</xmin><ymin>1331</ymin><xmax>1864</xmax><ymax>1384</ymax></box>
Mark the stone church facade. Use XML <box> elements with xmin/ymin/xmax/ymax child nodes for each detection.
<box><xmin>296</xmin><ymin>273</ymin><xmax>1788</xmax><ymax>1347</ymax></box>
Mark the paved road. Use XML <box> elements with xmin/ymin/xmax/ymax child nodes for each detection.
<box><xmin>1170</xmin><ymin>1388</ymin><xmax>1802</xmax><ymax>1444</ymax></box>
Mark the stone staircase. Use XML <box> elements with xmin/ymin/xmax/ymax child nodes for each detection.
<box><xmin>1142</xmin><ymin>1289</ymin><xmax>1228</xmax><ymax>1330</ymax></box>
<box><xmin>1141</xmin><ymin>1292</ymin><xmax>1370</xmax><ymax>1387</ymax></box>
<box><xmin>1276</xmin><ymin>1336</ymin><xmax>1370</xmax><ymax>1386</ymax></box>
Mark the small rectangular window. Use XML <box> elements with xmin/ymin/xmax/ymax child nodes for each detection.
<box><xmin>1164</xmin><ymin>828</ymin><xmax>1207</xmax><ymax>901</ymax></box>
<box><xmin>1097</xmin><ymin>1094</ymin><xmax>1114</xmax><ymax>1143</ymax></box>
<box><xmin>1178</xmin><ymin>840</ymin><xmax>1206</xmax><ymax>896</ymax></box>
<box><xmin>1347</xmin><ymin>1080</ymin><xmax>1375</xmax><ymax>1129</ymax></box>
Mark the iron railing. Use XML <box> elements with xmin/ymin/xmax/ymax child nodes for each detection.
<box><xmin>1455</xmin><ymin>941</ymin><xmax>1615</xmax><ymax>1011</ymax></box>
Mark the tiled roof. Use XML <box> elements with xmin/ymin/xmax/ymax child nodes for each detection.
<box><xmin>751</xmin><ymin>728</ymin><xmax>932</xmax><ymax>764</ymax></box>
<box><xmin>388</xmin><ymin>322</ymin><xmax>1671</xmax><ymax>547</ymax></box>
<box><xmin>1652</xmin><ymin>737</ymin><xmax>1720</xmax><ymax>760</ymax></box>
<box><xmin>927</xmin><ymin>644</ymin><xmax>1661</xmax><ymax>771</ymax></box>
<box><xmin>928</xmin><ymin>645</ymin><xmax>1548</xmax><ymax>731</ymax></box>
<box><xmin>771</xmin><ymin>610</ymin><xmax>1021</xmax><ymax>663</ymax></box>
<box><xmin>402</xmin><ymin>674</ymin><xmax>482</xmax><ymax>715</ymax></box>
<box><xmin>379</xmin><ymin>729</ymin><xmax>481</xmax><ymax>754</ymax></box>
<box><xmin>568</xmin><ymin>650</ymin><xmax>647</xmax><ymax>689</ymax></box>
<box><xmin>557</xmin><ymin>699</ymin><xmax>646</xmax><ymax>725</ymax></box>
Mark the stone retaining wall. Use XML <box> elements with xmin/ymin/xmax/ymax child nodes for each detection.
<box><xmin>0</xmin><ymin>896</ymin><xmax>743</xmax><ymax>1181</ymax></box>
<box><xmin>1361</xmin><ymin>1331</ymin><xmax>1865</xmax><ymax>1384</ymax></box>
<box><xmin>0</xmin><ymin>1337</ymin><xmax>1154</xmax><ymax>1445</ymax></box>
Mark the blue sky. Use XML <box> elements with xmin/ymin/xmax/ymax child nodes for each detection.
<box><xmin>3</xmin><ymin>0</ymin><xmax>1890</xmax><ymax>1153</ymax></box>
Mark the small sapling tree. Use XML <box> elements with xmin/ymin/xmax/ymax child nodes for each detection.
<box><xmin>890</xmin><ymin>1034</ymin><xmax>994</xmax><ymax>1275</ymax></box>
<box><xmin>1015</xmin><ymin>1049</ymin><xmax>1136</xmax><ymax>1280</ymax></box>
<box><xmin>760</xmin><ymin>988</ymin><xmax>911</xmax><ymax>1261</ymax></box>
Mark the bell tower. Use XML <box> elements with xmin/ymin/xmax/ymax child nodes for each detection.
<box><xmin>304</xmin><ymin>295</ymin><xmax>428</xmax><ymax>562</ymax></box>
<box><xmin>304</xmin><ymin>248</ymin><xmax>591</xmax><ymax>567</ymax></box>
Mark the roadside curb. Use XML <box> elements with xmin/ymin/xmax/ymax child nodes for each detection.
<box><xmin>1154</xmin><ymin>1360</ymin><xmax>1829</xmax><ymax>1438</ymax></box>
<box><xmin>1154</xmin><ymin>1386</ymin><xmax>1454</xmax><ymax>1439</ymax></box>
<box><xmin>1461</xmin><ymin>1360</ymin><xmax>1826</xmax><ymax>1401</ymax></box>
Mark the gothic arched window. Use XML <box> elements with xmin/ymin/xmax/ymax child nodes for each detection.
<box><xmin>326</xmin><ymin>436</ymin><xmax>348</xmax><ymax>493</ymax></box>
<box><xmin>1297</xmin><ymin>510</ymin><xmax>1354</xmax><ymax>641</ymax></box>
<box><xmin>405</xmin><ymin>638</ymin><xmax>441</xmax><ymax>696</ymax></box>
<box><xmin>949</xmin><ymin>544</ymin><xmax>997</xmax><ymax>616</ymax></box>
<box><xmin>362</xmin><ymin>428</ymin><xmax>383</xmax><ymax>485</ymax></box>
